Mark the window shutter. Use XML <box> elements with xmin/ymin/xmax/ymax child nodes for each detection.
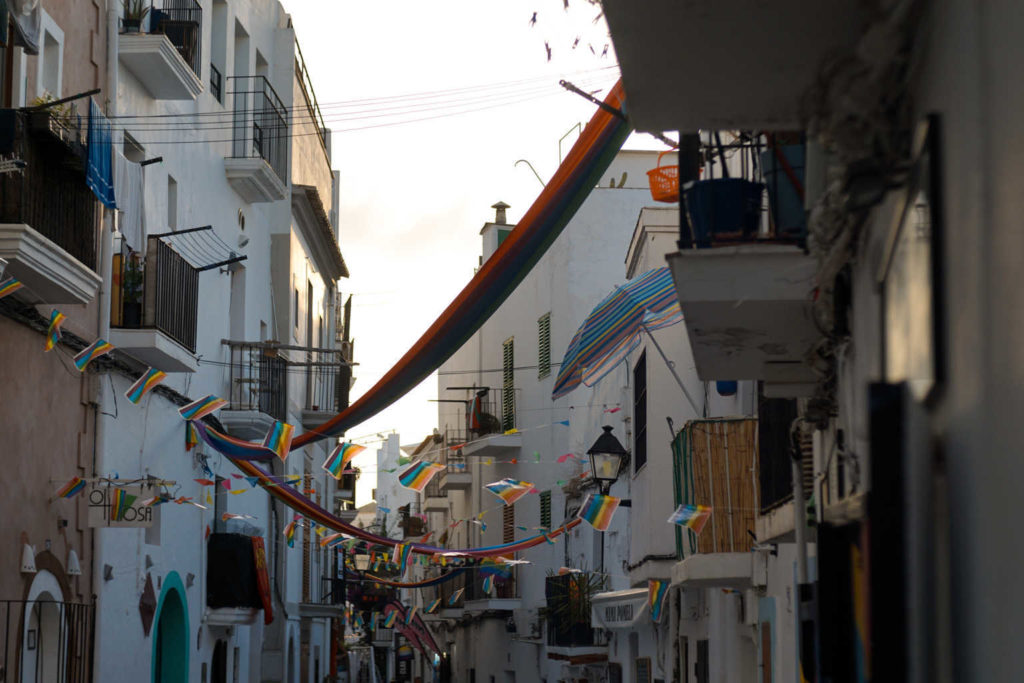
<box><xmin>540</xmin><ymin>490</ymin><xmax>551</xmax><ymax>529</ymax></box>
<box><xmin>537</xmin><ymin>313</ymin><xmax>551</xmax><ymax>379</ymax></box>
<box><xmin>502</xmin><ymin>338</ymin><xmax>515</xmax><ymax>431</ymax></box>
<box><xmin>503</xmin><ymin>504</ymin><xmax>514</xmax><ymax>544</ymax></box>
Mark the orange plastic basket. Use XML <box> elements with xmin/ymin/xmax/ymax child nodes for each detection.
<box><xmin>646</xmin><ymin>150</ymin><xmax>679</xmax><ymax>203</ymax></box>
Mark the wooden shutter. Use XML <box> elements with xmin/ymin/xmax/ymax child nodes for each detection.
<box><xmin>502</xmin><ymin>338</ymin><xmax>515</xmax><ymax>431</ymax></box>
<box><xmin>539</xmin><ymin>490</ymin><xmax>551</xmax><ymax>529</ymax></box>
<box><xmin>503</xmin><ymin>504</ymin><xmax>514</xmax><ymax>544</ymax></box>
<box><xmin>537</xmin><ymin>313</ymin><xmax>551</xmax><ymax>379</ymax></box>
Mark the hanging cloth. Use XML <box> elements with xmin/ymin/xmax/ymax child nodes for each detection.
<box><xmin>86</xmin><ymin>98</ymin><xmax>116</xmax><ymax>209</ymax></box>
<box><xmin>114</xmin><ymin>150</ymin><xmax>145</xmax><ymax>250</ymax></box>
<box><xmin>10</xmin><ymin>0</ymin><xmax>39</xmax><ymax>54</ymax></box>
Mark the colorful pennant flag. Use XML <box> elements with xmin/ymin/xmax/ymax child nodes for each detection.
<box><xmin>72</xmin><ymin>338</ymin><xmax>114</xmax><ymax>371</ymax></box>
<box><xmin>283</xmin><ymin>517</ymin><xmax>299</xmax><ymax>548</ymax></box>
<box><xmin>649</xmin><ymin>579</ymin><xmax>669</xmax><ymax>623</ymax></box>
<box><xmin>667</xmin><ymin>504</ymin><xmax>712</xmax><ymax>535</ymax></box>
<box><xmin>398</xmin><ymin>460</ymin><xmax>445</xmax><ymax>492</ymax></box>
<box><xmin>404</xmin><ymin>606</ymin><xmax>418</xmax><ymax>625</ymax></box>
<box><xmin>448</xmin><ymin>588</ymin><xmax>464</xmax><ymax>606</ymax></box>
<box><xmin>221</xmin><ymin>512</ymin><xmax>256</xmax><ymax>522</ymax></box>
<box><xmin>425</xmin><ymin>598</ymin><xmax>441</xmax><ymax>614</ymax></box>
<box><xmin>262</xmin><ymin>421</ymin><xmax>295</xmax><ymax>462</ymax></box>
<box><xmin>55</xmin><ymin>477</ymin><xmax>87</xmax><ymax>499</ymax></box>
<box><xmin>44</xmin><ymin>310</ymin><xmax>66</xmax><ymax>352</ymax></box>
<box><xmin>110</xmin><ymin>488</ymin><xmax>137</xmax><ymax>522</ymax></box>
<box><xmin>125</xmin><ymin>367</ymin><xmax>166</xmax><ymax>404</ymax></box>
<box><xmin>194</xmin><ymin>478</ymin><xmax>216</xmax><ymax>486</ymax></box>
<box><xmin>383</xmin><ymin>610</ymin><xmax>397</xmax><ymax>628</ymax></box>
<box><xmin>484</xmin><ymin>478</ymin><xmax>534</xmax><ymax>506</ymax></box>
<box><xmin>577</xmin><ymin>493</ymin><xmax>621</xmax><ymax>532</ymax></box>
<box><xmin>556</xmin><ymin>453</ymin><xmax>575</xmax><ymax>463</ymax></box>
<box><xmin>0</xmin><ymin>277</ymin><xmax>23</xmax><ymax>299</ymax></box>
<box><xmin>394</xmin><ymin>542</ymin><xmax>413</xmax><ymax>575</ymax></box>
<box><xmin>320</xmin><ymin>533</ymin><xmax>344</xmax><ymax>548</ymax></box>
<box><xmin>482</xmin><ymin>575</ymin><xmax>493</xmax><ymax>594</ymax></box>
<box><xmin>178</xmin><ymin>395</ymin><xmax>228</xmax><ymax>421</ymax></box>
<box><xmin>322</xmin><ymin>442</ymin><xmax>366</xmax><ymax>480</ymax></box>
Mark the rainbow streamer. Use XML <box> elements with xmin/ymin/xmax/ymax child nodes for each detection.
<box><xmin>110</xmin><ymin>488</ymin><xmax>137</xmax><ymax>522</ymax></box>
<box><xmin>649</xmin><ymin>579</ymin><xmax>669</xmax><ymax>623</ymax></box>
<box><xmin>283</xmin><ymin>517</ymin><xmax>299</xmax><ymax>548</ymax></box>
<box><xmin>479</xmin><ymin>558</ymin><xmax>511</xmax><ymax>578</ymax></box>
<box><xmin>383</xmin><ymin>611</ymin><xmax>397</xmax><ymax>628</ymax></box>
<box><xmin>353</xmin><ymin>613</ymin><xmax>364</xmax><ymax>629</ymax></box>
<box><xmin>398</xmin><ymin>461</ymin><xmax>445</xmax><ymax>492</ymax></box>
<box><xmin>395</xmin><ymin>542</ymin><xmax>413</xmax><ymax>575</ymax></box>
<box><xmin>577</xmin><ymin>493</ymin><xmax>620</xmax><ymax>532</ymax></box>
<box><xmin>482</xmin><ymin>575</ymin><xmax>493</xmax><ymax>594</ymax></box>
<box><xmin>178</xmin><ymin>395</ymin><xmax>227</xmax><ymax>421</ymax></box>
<box><xmin>425</xmin><ymin>598</ymin><xmax>441</xmax><ymax>614</ymax></box>
<box><xmin>404</xmin><ymin>606</ymin><xmax>418</xmax><ymax>626</ymax></box>
<box><xmin>448</xmin><ymin>588</ymin><xmax>464</xmax><ymax>606</ymax></box>
<box><xmin>185</xmin><ymin>422</ymin><xmax>200</xmax><ymax>451</ymax></box>
<box><xmin>125</xmin><ymin>367</ymin><xmax>167</xmax><ymax>404</ymax></box>
<box><xmin>44</xmin><ymin>310</ymin><xmax>65</xmax><ymax>352</ymax></box>
<box><xmin>72</xmin><ymin>338</ymin><xmax>114</xmax><ymax>371</ymax></box>
<box><xmin>321</xmin><ymin>442</ymin><xmax>366</xmax><ymax>480</ymax></box>
<box><xmin>484</xmin><ymin>478</ymin><xmax>534</xmax><ymax>506</ymax></box>
<box><xmin>0</xmin><ymin>277</ymin><xmax>23</xmax><ymax>298</ymax></box>
<box><xmin>55</xmin><ymin>477</ymin><xmax>86</xmax><ymax>499</ymax></box>
<box><xmin>667</xmin><ymin>504</ymin><xmax>712</xmax><ymax>535</ymax></box>
<box><xmin>262</xmin><ymin>421</ymin><xmax>295</xmax><ymax>462</ymax></box>
<box><xmin>189</xmin><ymin>420</ymin><xmax>276</xmax><ymax>461</ymax></box>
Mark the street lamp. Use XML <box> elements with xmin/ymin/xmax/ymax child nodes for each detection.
<box><xmin>354</xmin><ymin>553</ymin><xmax>371</xmax><ymax>572</ymax></box>
<box><xmin>587</xmin><ymin>426</ymin><xmax>628</xmax><ymax>496</ymax></box>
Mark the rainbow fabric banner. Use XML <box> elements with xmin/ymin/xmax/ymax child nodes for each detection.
<box><xmin>383</xmin><ymin>611</ymin><xmax>397</xmax><ymax>628</ymax></box>
<box><xmin>44</xmin><ymin>310</ymin><xmax>66</xmax><ymax>352</ymax></box>
<box><xmin>111</xmin><ymin>488</ymin><xmax>137</xmax><ymax>522</ymax></box>
<box><xmin>425</xmin><ymin>598</ymin><xmax>441</xmax><ymax>614</ymax></box>
<box><xmin>448</xmin><ymin>588</ymin><xmax>464</xmax><ymax>606</ymax></box>
<box><xmin>283</xmin><ymin>517</ymin><xmax>299</xmax><ymax>548</ymax></box>
<box><xmin>482</xmin><ymin>575</ymin><xmax>493</xmax><ymax>594</ymax></box>
<box><xmin>484</xmin><ymin>478</ymin><xmax>534</xmax><ymax>506</ymax></box>
<box><xmin>395</xmin><ymin>543</ymin><xmax>413</xmax><ymax>575</ymax></box>
<box><xmin>0</xmin><ymin>277</ymin><xmax>23</xmax><ymax>298</ymax></box>
<box><xmin>262</xmin><ymin>421</ymin><xmax>295</xmax><ymax>462</ymax></box>
<box><xmin>185</xmin><ymin>422</ymin><xmax>200</xmax><ymax>451</ymax></box>
<box><xmin>321</xmin><ymin>442</ymin><xmax>366</xmax><ymax>480</ymax></box>
<box><xmin>578</xmin><ymin>493</ymin><xmax>620</xmax><ymax>532</ymax></box>
<box><xmin>55</xmin><ymin>477</ymin><xmax>86</xmax><ymax>499</ymax></box>
<box><xmin>178</xmin><ymin>395</ymin><xmax>227</xmax><ymax>421</ymax></box>
<box><xmin>72</xmin><ymin>338</ymin><xmax>114</xmax><ymax>371</ymax></box>
<box><xmin>479</xmin><ymin>557</ymin><xmax>511</xmax><ymax>578</ymax></box>
<box><xmin>188</xmin><ymin>420</ymin><xmax>276</xmax><ymax>461</ymax></box>
<box><xmin>398</xmin><ymin>461</ymin><xmax>445</xmax><ymax>492</ymax></box>
<box><xmin>649</xmin><ymin>579</ymin><xmax>668</xmax><ymax>623</ymax></box>
<box><xmin>125</xmin><ymin>367</ymin><xmax>167</xmax><ymax>404</ymax></box>
<box><xmin>404</xmin><ymin>605</ymin><xmax>418</xmax><ymax>626</ymax></box>
<box><xmin>667</xmin><ymin>504</ymin><xmax>712</xmax><ymax>535</ymax></box>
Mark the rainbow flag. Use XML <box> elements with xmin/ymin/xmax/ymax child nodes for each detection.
<box><xmin>482</xmin><ymin>575</ymin><xmax>493</xmax><ymax>594</ymax></box>
<box><xmin>649</xmin><ymin>579</ymin><xmax>669</xmax><ymax>623</ymax></box>
<box><xmin>55</xmin><ymin>477</ymin><xmax>87</xmax><ymax>499</ymax></box>
<box><xmin>577</xmin><ymin>493</ymin><xmax>620</xmax><ymax>532</ymax></box>
<box><xmin>484</xmin><ymin>478</ymin><xmax>534</xmax><ymax>506</ymax></box>
<box><xmin>0</xmin><ymin>277</ymin><xmax>23</xmax><ymax>299</ymax></box>
<box><xmin>395</xmin><ymin>543</ymin><xmax>413</xmax><ymax>575</ymax></box>
<box><xmin>72</xmin><ymin>338</ymin><xmax>114</xmax><ymax>371</ymax></box>
<box><xmin>667</xmin><ymin>504</ymin><xmax>712</xmax><ymax>535</ymax></box>
<box><xmin>110</xmin><ymin>488</ymin><xmax>137</xmax><ymax>522</ymax></box>
<box><xmin>320</xmin><ymin>532</ymin><xmax>344</xmax><ymax>548</ymax></box>
<box><xmin>44</xmin><ymin>310</ymin><xmax>66</xmax><ymax>352</ymax></box>
<box><xmin>425</xmin><ymin>598</ymin><xmax>441</xmax><ymax>614</ymax></box>
<box><xmin>125</xmin><ymin>367</ymin><xmax>167</xmax><ymax>404</ymax></box>
<box><xmin>404</xmin><ymin>606</ymin><xmax>418</xmax><ymax>625</ymax></box>
<box><xmin>283</xmin><ymin>517</ymin><xmax>299</xmax><ymax>548</ymax></box>
<box><xmin>178</xmin><ymin>395</ymin><xmax>228</xmax><ymax>421</ymax></box>
<box><xmin>398</xmin><ymin>460</ymin><xmax>445</xmax><ymax>492</ymax></box>
<box><xmin>353</xmin><ymin>613</ymin><xmax>364</xmax><ymax>629</ymax></box>
<box><xmin>448</xmin><ymin>588</ymin><xmax>464</xmax><ymax>606</ymax></box>
<box><xmin>383</xmin><ymin>610</ymin><xmax>397</xmax><ymax>628</ymax></box>
<box><xmin>321</xmin><ymin>442</ymin><xmax>366</xmax><ymax>480</ymax></box>
<box><xmin>479</xmin><ymin>557</ymin><xmax>511</xmax><ymax>578</ymax></box>
<box><xmin>262</xmin><ymin>421</ymin><xmax>295</xmax><ymax>462</ymax></box>
<box><xmin>185</xmin><ymin>422</ymin><xmax>200</xmax><ymax>451</ymax></box>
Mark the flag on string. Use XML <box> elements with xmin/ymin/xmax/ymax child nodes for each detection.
<box><xmin>221</xmin><ymin>512</ymin><xmax>256</xmax><ymax>522</ymax></box>
<box><xmin>404</xmin><ymin>606</ymin><xmax>418</xmax><ymax>626</ymax></box>
<box><xmin>55</xmin><ymin>477</ymin><xmax>86</xmax><ymax>499</ymax></box>
<box><xmin>44</xmin><ymin>310</ymin><xmax>66</xmax><ymax>352</ymax></box>
<box><xmin>178</xmin><ymin>395</ymin><xmax>228</xmax><ymax>421</ymax></box>
<box><xmin>320</xmin><ymin>533</ymin><xmax>344</xmax><ymax>548</ymax></box>
<box><xmin>649</xmin><ymin>579</ymin><xmax>669</xmax><ymax>622</ymax></box>
<box><xmin>425</xmin><ymin>598</ymin><xmax>441</xmax><ymax>614</ymax></box>
<box><xmin>383</xmin><ymin>610</ymin><xmax>397</xmax><ymax>628</ymax></box>
<box><xmin>484</xmin><ymin>478</ymin><xmax>534</xmax><ymax>506</ymax></box>
<box><xmin>73</xmin><ymin>338</ymin><xmax>113</xmax><ymax>371</ymax></box>
<box><xmin>110</xmin><ymin>488</ymin><xmax>137</xmax><ymax>522</ymax></box>
<box><xmin>262</xmin><ymin>421</ymin><xmax>295</xmax><ymax>462</ymax></box>
<box><xmin>556</xmin><ymin>453</ymin><xmax>575</xmax><ymax>463</ymax></box>
<box><xmin>0</xmin><ymin>277</ymin><xmax>23</xmax><ymax>298</ymax></box>
<box><xmin>479</xmin><ymin>557</ymin><xmax>512</xmax><ymax>578</ymax></box>
<box><xmin>194</xmin><ymin>478</ymin><xmax>215</xmax><ymax>486</ymax></box>
<box><xmin>556</xmin><ymin>419</ymin><xmax>570</xmax><ymax>426</ymax></box>
<box><xmin>125</xmin><ymin>367</ymin><xmax>166</xmax><ymax>404</ymax></box>
<box><xmin>395</xmin><ymin>543</ymin><xmax>413</xmax><ymax>575</ymax></box>
<box><xmin>667</xmin><ymin>504</ymin><xmax>712</xmax><ymax>535</ymax></box>
<box><xmin>577</xmin><ymin>493</ymin><xmax>620</xmax><ymax>532</ymax></box>
<box><xmin>353</xmin><ymin>613</ymin><xmax>364</xmax><ymax>629</ymax></box>
<box><xmin>185</xmin><ymin>422</ymin><xmax>200</xmax><ymax>451</ymax></box>
<box><xmin>140</xmin><ymin>494</ymin><xmax>172</xmax><ymax>506</ymax></box>
<box><xmin>283</xmin><ymin>516</ymin><xmax>299</xmax><ymax>548</ymax></box>
<box><xmin>398</xmin><ymin>460</ymin><xmax>445</xmax><ymax>492</ymax></box>
<box><xmin>448</xmin><ymin>588</ymin><xmax>464</xmax><ymax>606</ymax></box>
<box><xmin>322</xmin><ymin>442</ymin><xmax>366</xmax><ymax>480</ymax></box>
<box><xmin>482</xmin><ymin>575</ymin><xmax>493</xmax><ymax>594</ymax></box>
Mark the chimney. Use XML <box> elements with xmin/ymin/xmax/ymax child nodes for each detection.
<box><xmin>492</xmin><ymin>201</ymin><xmax>510</xmax><ymax>225</ymax></box>
<box><xmin>480</xmin><ymin>201</ymin><xmax>514</xmax><ymax>264</ymax></box>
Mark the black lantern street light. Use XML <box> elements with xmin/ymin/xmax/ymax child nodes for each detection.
<box><xmin>587</xmin><ymin>425</ymin><xmax>629</xmax><ymax>496</ymax></box>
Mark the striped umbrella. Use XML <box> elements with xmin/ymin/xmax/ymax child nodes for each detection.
<box><xmin>552</xmin><ymin>267</ymin><xmax>693</xmax><ymax>409</ymax></box>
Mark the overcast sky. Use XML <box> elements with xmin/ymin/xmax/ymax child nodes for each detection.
<box><xmin>280</xmin><ymin>1</ymin><xmax>648</xmax><ymax>502</ymax></box>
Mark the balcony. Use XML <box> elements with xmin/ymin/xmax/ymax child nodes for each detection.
<box><xmin>671</xmin><ymin>552</ymin><xmax>758</xmax><ymax>590</ymax></box>
<box><xmin>299</xmin><ymin>576</ymin><xmax>346</xmax><ymax>618</ymax></box>
<box><xmin>464</xmin><ymin>566</ymin><xmax>519</xmax><ymax>612</ymax></box>
<box><xmin>755</xmin><ymin>398</ymin><xmax>813</xmax><ymax>543</ymax></box>
<box><xmin>422</xmin><ymin>477</ymin><xmax>447</xmax><ymax>513</ymax></box>
<box><xmin>222</xmin><ymin>341</ymin><xmax>288</xmax><ymax>440</ymax></box>
<box><xmin>118</xmin><ymin>1</ymin><xmax>203</xmax><ymax>100</ymax></box>
<box><xmin>109</xmin><ymin>238</ymin><xmax>199</xmax><ymax>372</ymax></box>
<box><xmin>443</xmin><ymin>388</ymin><xmax>521</xmax><ymax>457</ymax></box>
<box><xmin>0</xmin><ymin>109</ymin><xmax>101</xmax><ymax>304</ymax></box>
<box><xmin>398</xmin><ymin>503</ymin><xmax>427</xmax><ymax>539</ymax></box>
<box><xmin>544</xmin><ymin>574</ymin><xmax>608</xmax><ymax>664</ymax></box>
<box><xmin>206</xmin><ymin>533</ymin><xmax>263</xmax><ymax>625</ymax></box>
<box><xmin>602</xmin><ymin>0</ymin><xmax>869</xmax><ymax>131</ymax></box>
<box><xmin>225</xmin><ymin>76</ymin><xmax>288</xmax><ymax>203</ymax></box>
<box><xmin>440</xmin><ymin>451</ymin><xmax>471</xmax><ymax>491</ymax></box>
<box><xmin>298</xmin><ymin>346</ymin><xmax>351</xmax><ymax>430</ymax></box>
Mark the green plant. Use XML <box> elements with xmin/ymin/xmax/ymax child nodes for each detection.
<box><xmin>30</xmin><ymin>93</ymin><xmax>73</xmax><ymax>127</ymax></box>
<box><xmin>122</xmin><ymin>0</ymin><xmax>150</xmax><ymax>22</ymax></box>
<box><xmin>539</xmin><ymin>569</ymin><xmax>606</xmax><ymax>625</ymax></box>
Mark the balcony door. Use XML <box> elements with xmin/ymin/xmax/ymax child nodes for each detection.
<box><xmin>306</xmin><ymin>282</ymin><xmax>314</xmax><ymax>409</ymax></box>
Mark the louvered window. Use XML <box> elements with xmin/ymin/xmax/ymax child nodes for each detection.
<box><xmin>539</xmin><ymin>490</ymin><xmax>551</xmax><ymax>529</ymax></box>
<box><xmin>502</xmin><ymin>338</ymin><xmax>515</xmax><ymax>431</ymax></box>
<box><xmin>503</xmin><ymin>504</ymin><xmax>515</xmax><ymax>543</ymax></box>
<box><xmin>633</xmin><ymin>352</ymin><xmax>647</xmax><ymax>472</ymax></box>
<box><xmin>537</xmin><ymin>313</ymin><xmax>551</xmax><ymax>379</ymax></box>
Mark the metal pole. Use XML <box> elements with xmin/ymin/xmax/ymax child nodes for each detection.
<box><xmin>640</xmin><ymin>323</ymin><xmax>701</xmax><ymax>415</ymax></box>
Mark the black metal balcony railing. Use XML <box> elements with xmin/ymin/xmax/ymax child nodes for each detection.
<box><xmin>545</xmin><ymin>574</ymin><xmax>598</xmax><ymax>648</ymax></box>
<box><xmin>294</xmin><ymin>38</ymin><xmax>328</xmax><ymax>156</ymax></box>
<box><xmin>210</xmin><ymin>63</ymin><xmax>222</xmax><ymax>103</ymax></box>
<box><xmin>112</xmin><ymin>237</ymin><xmax>199</xmax><ymax>352</ymax></box>
<box><xmin>149</xmin><ymin>0</ymin><xmax>202</xmax><ymax>77</ymax></box>
<box><xmin>0</xmin><ymin>109</ymin><xmax>95</xmax><ymax>268</ymax></box>
<box><xmin>225</xmin><ymin>341</ymin><xmax>288</xmax><ymax>422</ymax></box>
<box><xmin>0</xmin><ymin>599</ymin><xmax>94</xmax><ymax>683</ymax></box>
<box><xmin>313</xmin><ymin>576</ymin><xmax>345</xmax><ymax>606</ymax></box>
<box><xmin>423</xmin><ymin>476</ymin><xmax>442</xmax><ymax>500</ymax></box>
<box><xmin>228</xmin><ymin>75</ymin><xmax>288</xmax><ymax>185</ymax></box>
<box><xmin>303</xmin><ymin>347</ymin><xmax>350</xmax><ymax>414</ymax></box>
<box><xmin>465</xmin><ymin>566</ymin><xmax>517</xmax><ymax>601</ymax></box>
<box><xmin>206</xmin><ymin>533</ymin><xmax>262</xmax><ymax>610</ymax></box>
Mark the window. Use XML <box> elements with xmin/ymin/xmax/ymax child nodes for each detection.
<box><xmin>210</xmin><ymin>0</ymin><xmax>227</xmax><ymax>103</ymax></box>
<box><xmin>635</xmin><ymin>657</ymin><xmax>652</xmax><ymax>683</ymax></box>
<box><xmin>36</xmin><ymin>11</ymin><xmax>63</xmax><ymax>100</ymax></box>
<box><xmin>503</xmin><ymin>504</ymin><xmax>514</xmax><ymax>544</ymax></box>
<box><xmin>539</xmin><ymin>490</ymin><xmax>551</xmax><ymax>529</ymax></box>
<box><xmin>294</xmin><ymin>286</ymin><xmax>300</xmax><ymax>331</ymax></box>
<box><xmin>633</xmin><ymin>351</ymin><xmax>647</xmax><ymax>472</ymax></box>
<box><xmin>537</xmin><ymin>313</ymin><xmax>551</xmax><ymax>379</ymax></box>
<box><xmin>213</xmin><ymin>476</ymin><xmax>227</xmax><ymax>532</ymax></box>
<box><xmin>167</xmin><ymin>175</ymin><xmax>178</xmax><ymax>231</ymax></box>
<box><xmin>501</xmin><ymin>337</ymin><xmax>515</xmax><ymax>431</ymax></box>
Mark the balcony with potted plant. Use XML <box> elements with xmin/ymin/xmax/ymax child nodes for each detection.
<box><xmin>118</xmin><ymin>0</ymin><xmax>203</xmax><ymax>101</ymax></box>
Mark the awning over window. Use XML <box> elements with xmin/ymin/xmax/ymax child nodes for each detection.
<box><xmin>591</xmin><ymin>588</ymin><xmax>649</xmax><ymax>630</ymax></box>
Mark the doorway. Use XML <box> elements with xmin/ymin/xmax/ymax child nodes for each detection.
<box><xmin>152</xmin><ymin>571</ymin><xmax>189</xmax><ymax>683</ymax></box>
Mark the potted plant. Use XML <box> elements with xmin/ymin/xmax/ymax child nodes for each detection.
<box><xmin>122</xmin><ymin>0</ymin><xmax>150</xmax><ymax>33</ymax></box>
<box><xmin>122</xmin><ymin>256</ymin><xmax>144</xmax><ymax>327</ymax></box>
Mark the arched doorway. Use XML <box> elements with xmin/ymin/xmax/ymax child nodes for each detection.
<box><xmin>21</xmin><ymin>570</ymin><xmax>64</xmax><ymax>683</ymax></box>
<box><xmin>151</xmin><ymin>571</ymin><xmax>189</xmax><ymax>683</ymax></box>
<box><xmin>211</xmin><ymin>639</ymin><xmax>227</xmax><ymax>683</ymax></box>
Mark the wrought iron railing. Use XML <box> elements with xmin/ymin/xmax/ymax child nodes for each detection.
<box><xmin>315</xmin><ymin>576</ymin><xmax>345</xmax><ymax>606</ymax></box>
<box><xmin>0</xmin><ymin>599</ymin><xmax>94</xmax><ymax>683</ymax></box>
<box><xmin>465</xmin><ymin>566</ymin><xmax>517</xmax><ymax>601</ymax></box>
<box><xmin>150</xmin><ymin>0</ymin><xmax>202</xmax><ymax>77</ymax></box>
<box><xmin>111</xmin><ymin>237</ymin><xmax>199</xmax><ymax>352</ymax></box>
<box><xmin>0</xmin><ymin>109</ymin><xmax>95</xmax><ymax>269</ymax></box>
<box><xmin>294</xmin><ymin>38</ymin><xmax>328</xmax><ymax>156</ymax></box>
<box><xmin>301</xmin><ymin>346</ymin><xmax>350</xmax><ymax>414</ymax></box>
<box><xmin>228</xmin><ymin>75</ymin><xmax>288</xmax><ymax>185</ymax></box>
<box><xmin>210</xmin><ymin>64</ymin><xmax>222</xmax><ymax>103</ymax></box>
<box><xmin>545</xmin><ymin>574</ymin><xmax>599</xmax><ymax>647</ymax></box>
<box><xmin>224</xmin><ymin>341</ymin><xmax>288</xmax><ymax>422</ymax></box>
